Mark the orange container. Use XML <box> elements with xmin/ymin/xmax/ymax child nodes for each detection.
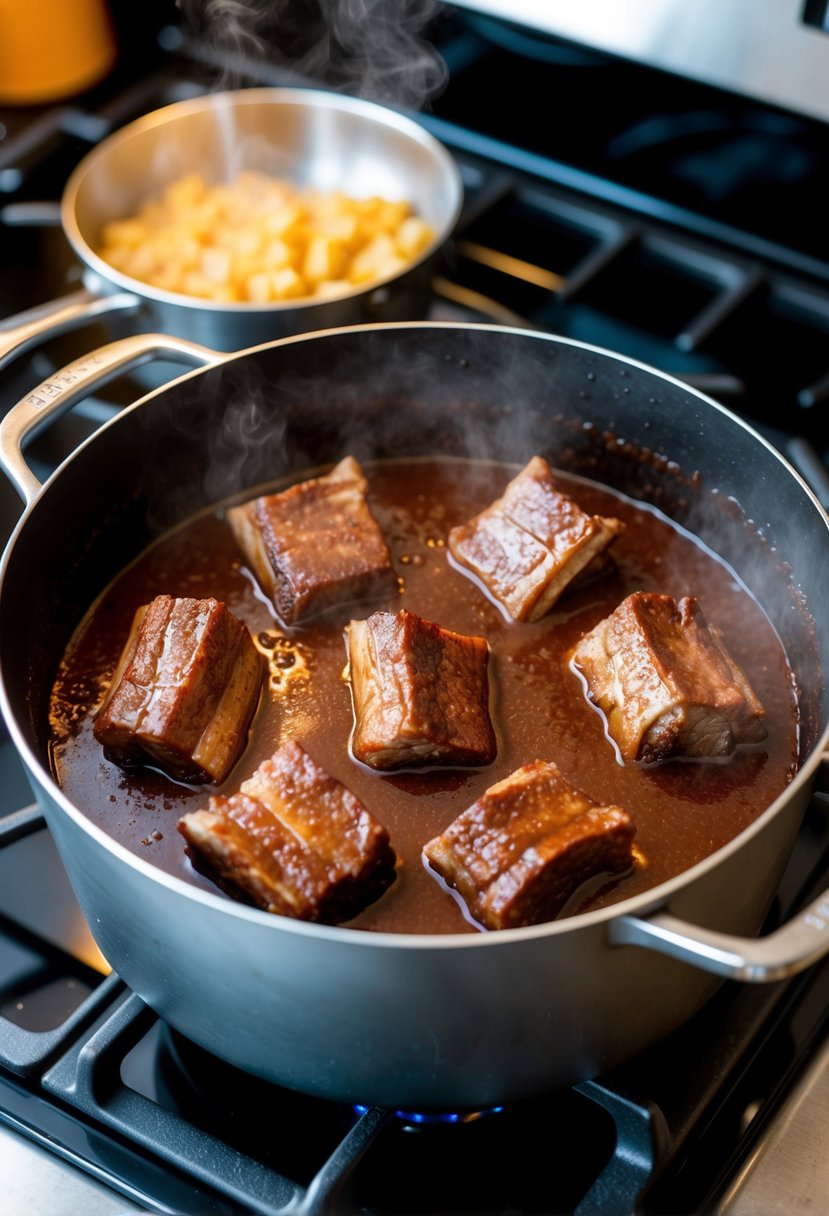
<box><xmin>0</xmin><ymin>0</ymin><xmax>117</xmax><ymax>104</ymax></box>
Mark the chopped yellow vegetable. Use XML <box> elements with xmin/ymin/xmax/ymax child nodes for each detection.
<box><xmin>96</xmin><ymin>171</ymin><xmax>435</xmax><ymax>303</ymax></box>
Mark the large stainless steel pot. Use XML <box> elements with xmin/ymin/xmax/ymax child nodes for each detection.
<box><xmin>0</xmin><ymin>89</ymin><xmax>463</xmax><ymax>374</ymax></box>
<box><xmin>1</xmin><ymin>322</ymin><xmax>828</xmax><ymax>1110</ymax></box>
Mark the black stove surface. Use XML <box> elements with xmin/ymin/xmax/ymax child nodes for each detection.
<box><xmin>2</xmin><ymin>5</ymin><xmax>829</xmax><ymax>1213</ymax></box>
<box><xmin>430</xmin><ymin>12</ymin><xmax>829</xmax><ymax>271</ymax></box>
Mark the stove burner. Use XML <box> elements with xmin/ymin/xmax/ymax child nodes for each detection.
<box><xmin>161</xmin><ymin>1026</ymin><xmax>506</xmax><ymax>1132</ymax></box>
<box><xmin>148</xmin><ymin>1025</ymin><xmax>628</xmax><ymax>1212</ymax></box>
<box><xmin>359</xmin><ymin>1103</ymin><xmax>505</xmax><ymax>1127</ymax></box>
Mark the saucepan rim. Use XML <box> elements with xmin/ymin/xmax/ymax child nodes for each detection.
<box><xmin>60</xmin><ymin>85</ymin><xmax>465</xmax><ymax>314</ymax></box>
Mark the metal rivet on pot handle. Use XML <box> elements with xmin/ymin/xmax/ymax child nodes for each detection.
<box><xmin>0</xmin><ymin>333</ymin><xmax>224</xmax><ymax>506</ymax></box>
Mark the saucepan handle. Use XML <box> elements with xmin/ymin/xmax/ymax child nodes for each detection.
<box><xmin>0</xmin><ymin>332</ymin><xmax>224</xmax><ymax>506</ymax></box>
<box><xmin>609</xmin><ymin>756</ymin><xmax>829</xmax><ymax>981</ymax></box>
<box><xmin>0</xmin><ymin>287</ymin><xmax>141</xmax><ymax>373</ymax></box>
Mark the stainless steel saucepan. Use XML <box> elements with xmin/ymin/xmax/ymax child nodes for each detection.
<box><xmin>0</xmin><ymin>88</ymin><xmax>463</xmax><ymax>374</ymax></box>
<box><xmin>1</xmin><ymin>321</ymin><xmax>828</xmax><ymax>1110</ymax></box>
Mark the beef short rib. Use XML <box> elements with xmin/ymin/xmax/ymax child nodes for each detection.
<box><xmin>346</xmin><ymin>608</ymin><xmax>496</xmax><ymax>770</ymax></box>
<box><xmin>423</xmin><ymin>759</ymin><xmax>636</xmax><ymax>929</ymax></box>
<box><xmin>93</xmin><ymin>595</ymin><xmax>263</xmax><ymax>784</ymax></box>
<box><xmin>448</xmin><ymin>455</ymin><xmax>623</xmax><ymax>622</ymax></box>
<box><xmin>178</xmin><ymin>740</ymin><xmax>396</xmax><ymax>922</ymax></box>
<box><xmin>227</xmin><ymin>455</ymin><xmax>396</xmax><ymax>625</ymax></box>
<box><xmin>570</xmin><ymin>591</ymin><xmax>767</xmax><ymax>763</ymax></box>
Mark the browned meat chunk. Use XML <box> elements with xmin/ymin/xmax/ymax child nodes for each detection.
<box><xmin>177</xmin><ymin>740</ymin><xmax>396</xmax><ymax>922</ymax></box>
<box><xmin>346</xmin><ymin>608</ymin><xmax>496</xmax><ymax>770</ymax></box>
<box><xmin>570</xmin><ymin>592</ymin><xmax>767</xmax><ymax>764</ymax></box>
<box><xmin>423</xmin><ymin>759</ymin><xmax>636</xmax><ymax>930</ymax></box>
<box><xmin>226</xmin><ymin>456</ymin><xmax>396</xmax><ymax>625</ymax></box>
<box><xmin>448</xmin><ymin>455</ymin><xmax>623</xmax><ymax>622</ymax></box>
<box><xmin>93</xmin><ymin>595</ymin><xmax>263</xmax><ymax>784</ymax></box>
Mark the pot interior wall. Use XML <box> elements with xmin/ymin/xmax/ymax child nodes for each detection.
<box><xmin>2</xmin><ymin>326</ymin><xmax>827</xmax><ymax>767</ymax></box>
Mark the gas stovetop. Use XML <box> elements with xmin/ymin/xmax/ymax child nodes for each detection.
<box><xmin>2</xmin><ymin>6</ymin><xmax>829</xmax><ymax>1214</ymax></box>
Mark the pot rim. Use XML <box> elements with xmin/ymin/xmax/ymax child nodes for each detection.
<box><xmin>60</xmin><ymin>85</ymin><xmax>465</xmax><ymax>314</ymax></box>
<box><xmin>3</xmin><ymin>320</ymin><xmax>828</xmax><ymax>951</ymax></box>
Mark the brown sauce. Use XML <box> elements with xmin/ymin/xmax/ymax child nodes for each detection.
<box><xmin>48</xmin><ymin>457</ymin><xmax>799</xmax><ymax>934</ymax></box>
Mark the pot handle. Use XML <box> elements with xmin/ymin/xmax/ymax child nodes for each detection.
<box><xmin>609</xmin><ymin>768</ymin><xmax>829</xmax><ymax>981</ymax></box>
<box><xmin>608</xmin><ymin>898</ymin><xmax>829</xmax><ymax>982</ymax></box>
<box><xmin>0</xmin><ymin>332</ymin><xmax>224</xmax><ymax>506</ymax></box>
<box><xmin>0</xmin><ymin>287</ymin><xmax>141</xmax><ymax>373</ymax></box>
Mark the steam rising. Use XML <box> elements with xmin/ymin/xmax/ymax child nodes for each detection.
<box><xmin>178</xmin><ymin>0</ymin><xmax>448</xmax><ymax>109</ymax></box>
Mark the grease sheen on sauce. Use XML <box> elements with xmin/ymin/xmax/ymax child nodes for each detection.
<box><xmin>49</xmin><ymin>458</ymin><xmax>799</xmax><ymax>935</ymax></box>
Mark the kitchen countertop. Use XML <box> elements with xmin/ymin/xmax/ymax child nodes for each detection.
<box><xmin>717</xmin><ymin>1030</ymin><xmax>829</xmax><ymax>1214</ymax></box>
<box><xmin>0</xmin><ymin>1128</ymin><xmax>147</xmax><ymax>1216</ymax></box>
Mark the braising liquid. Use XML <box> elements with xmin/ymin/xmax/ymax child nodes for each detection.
<box><xmin>48</xmin><ymin>458</ymin><xmax>798</xmax><ymax>934</ymax></box>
